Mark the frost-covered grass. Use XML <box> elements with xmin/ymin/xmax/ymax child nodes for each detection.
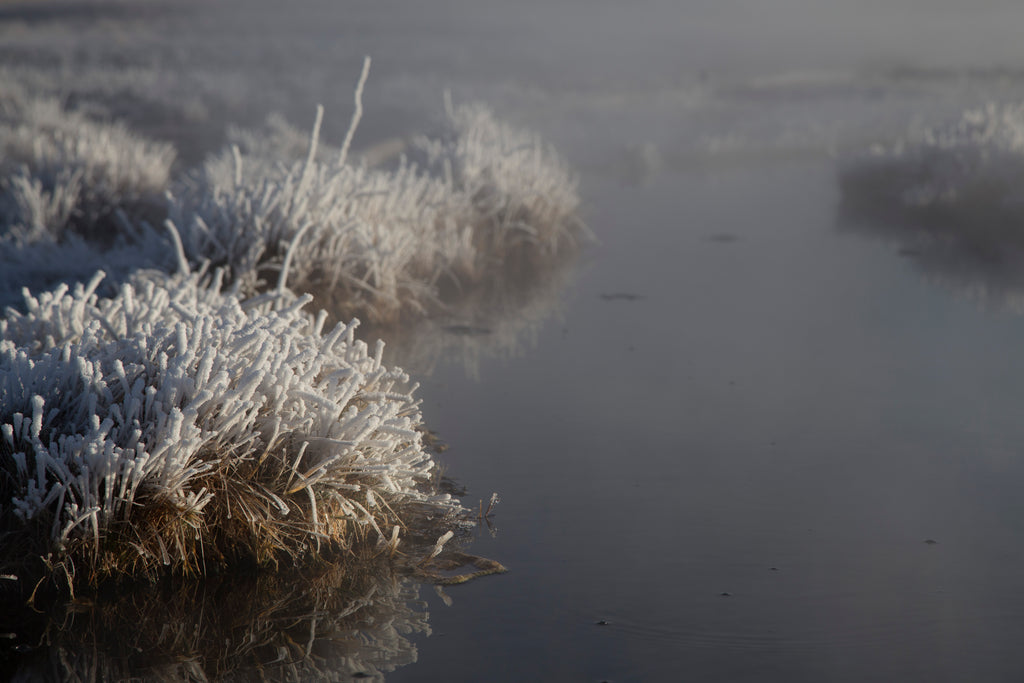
<box><xmin>0</xmin><ymin>267</ymin><xmax>462</xmax><ymax>583</ymax></box>
<box><xmin>0</xmin><ymin>68</ymin><xmax>585</xmax><ymax>325</ymax></box>
<box><xmin>0</xmin><ymin>90</ymin><xmax>178</xmax><ymax>307</ymax></box>
<box><xmin>840</xmin><ymin>102</ymin><xmax>1024</xmax><ymax>252</ymax></box>
<box><xmin>839</xmin><ymin>102</ymin><xmax>1024</xmax><ymax>309</ymax></box>
<box><xmin>416</xmin><ymin>96</ymin><xmax>583</xmax><ymax>263</ymax></box>
<box><xmin>0</xmin><ymin>221</ymin><xmax>176</xmax><ymax>313</ymax></box>
<box><xmin>0</xmin><ymin>54</ymin><xmax>583</xmax><ymax>589</ymax></box>
<box><xmin>170</xmin><ymin>114</ymin><xmax>470</xmax><ymax>324</ymax></box>
<box><xmin>0</xmin><ymin>90</ymin><xmax>176</xmax><ymax>245</ymax></box>
<box><xmin>169</xmin><ymin>92</ymin><xmax>584</xmax><ymax>324</ymax></box>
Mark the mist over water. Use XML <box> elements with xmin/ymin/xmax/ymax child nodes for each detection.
<box><xmin>6</xmin><ymin>0</ymin><xmax>1024</xmax><ymax>680</ymax></box>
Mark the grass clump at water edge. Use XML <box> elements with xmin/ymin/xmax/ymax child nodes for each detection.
<box><xmin>0</xmin><ymin>58</ymin><xmax>575</xmax><ymax>604</ymax></box>
<box><xmin>0</xmin><ymin>265</ymin><xmax>468</xmax><ymax>592</ymax></box>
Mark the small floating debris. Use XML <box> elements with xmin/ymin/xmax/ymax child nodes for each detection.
<box><xmin>600</xmin><ymin>292</ymin><xmax>645</xmax><ymax>301</ymax></box>
<box><xmin>414</xmin><ymin>551</ymin><xmax>508</xmax><ymax>586</ymax></box>
<box><xmin>924</xmin><ymin>539</ymin><xmax>939</xmax><ymax>545</ymax></box>
<box><xmin>705</xmin><ymin>232</ymin><xmax>740</xmax><ymax>243</ymax></box>
<box><xmin>595</xmin><ymin>619</ymin><xmax>610</xmax><ymax>626</ymax></box>
<box><xmin>720</xmin><ymin>592</ymin><xmax>732</xmax><ymax>597</ymax></box>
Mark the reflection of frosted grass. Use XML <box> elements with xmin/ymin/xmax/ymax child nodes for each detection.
<box><xmin>366</xmin><ymin>246</ymin><xmax>582</xmax><ymax>379</ymax></box>
<box><xmin>6</xmin><ymin>561</ymin><xmax>431</xmax><ymax>682</ymax></box>
<box><xmin>1</xmin><ymin>267</ymin><xmax>463</xmax><ymax>584</ymax></box>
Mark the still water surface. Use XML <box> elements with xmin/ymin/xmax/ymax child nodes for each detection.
<box><xmin>399</xmin><ymin>161</ymin><xmax>1024</xmax><ymax>681</ymax></box>
<box><xmin>8</xmin><ymin>1</ymin><xmax>1024</xmax><ymax>680</ymax></box>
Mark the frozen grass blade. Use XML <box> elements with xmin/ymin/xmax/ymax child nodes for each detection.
<box><xmin>339</xmin><ymin>56</ymin><xmax>371</xmax><ymax>168</ymax></box>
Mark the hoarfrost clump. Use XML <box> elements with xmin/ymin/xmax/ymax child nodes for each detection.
<box><xmin>0</xmin><ymin>93</ymin><xmax>177</xmax><ymax>307</ymax></box>
<box><xmin>0</xmin><ymin>94</ymin><xmax>176</xmax><ymax>244</ymax></box>
<box><xmin>840</xmin><ymin>102</ymin><xmax>1024</xmax><ymax>310</ymax></box>
<box><xmin>0</xmin><ymin>61</ymin><xmax>575</xmax><ymax>586</ymax></box>
<box><xmin>840</xmin><ymin>102</ymin><xmax>1024</xmax><ymax>245</ymax></box>
<box><xmin>168</xmin><ymin>92</ymin><xmax>583</xmax><ymax>324</ymax></box>
<box><xmin>416</xmin><ymin>97</ymin><xmax>584</xmax><ymax>267</ymax></box>
<box><xmin>169</xmin><ymin>122</ymin><xmax>471</xmax><ymax>323</ymax></box>
<box><xmin>0</xmin><ymin>269</ymin><xmax>461</xmax><ymax>581</ymax></box>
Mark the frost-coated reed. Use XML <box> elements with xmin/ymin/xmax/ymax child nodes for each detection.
<box><xmin>0</xmin><ymin>269</ymin><xmax>460</xmax><ymax>581</ymax></box>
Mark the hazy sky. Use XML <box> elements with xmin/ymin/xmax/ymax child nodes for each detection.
<box><xmin>514</xmin><ymin>0</ymin><xmax>1024</xmax><ymax>76</ymax></box>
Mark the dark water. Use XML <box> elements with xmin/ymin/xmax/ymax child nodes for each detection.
<box><xmin>394</xmin><ymin>161</ymin><xmax>1024</xmax><ymax>682</ymax></box>
<box><xmin>7</xmin><ymin>1</ymin><xmax>1024</xmax><ymax>680</ymax></box>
